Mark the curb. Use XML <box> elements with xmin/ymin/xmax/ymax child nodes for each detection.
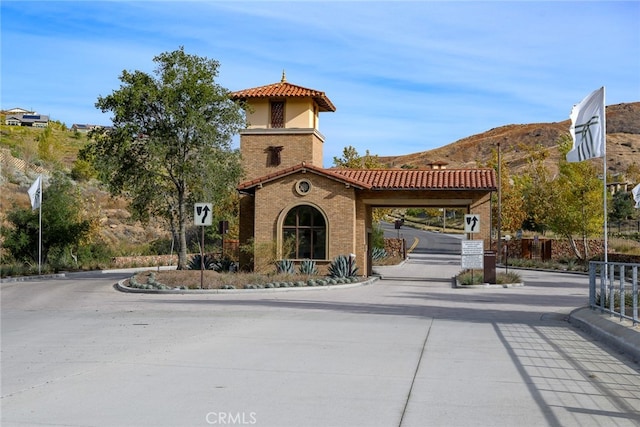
<box><xmin>569</xmin><ymin>306</ymin><xmax>640</xmax><ymax>363</ymax></box>
<box><xmin>455</xmin><ymin>282</ymin><xmax>525</xmax><ymax>289</ymax></box>
<box><xmin>1</xmin><ymin>273</ymin><xmax>66</xmax><ymax>283</ymax></box>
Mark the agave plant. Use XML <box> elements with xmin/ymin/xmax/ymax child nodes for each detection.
<box><xmin>212</xmin><ymin>256</ymin><xmax>236</xmax><ymax>273</ymax></box>
<box><xmin>187</xmin><ymin>254</ymin><xmax>216</xmax><ymax>270</ymax></box>
<box><xmin>328</xmin><ymin>254</ymin><xmax>358</xmax><ymax>278</ymax></box>
<box><xmin>275</xmin><ymin>259</ymin><xmax>295</xmax><ymax>274</ymax></box>
<box><xmin>371</xmin><ymin>247</ymin><xmax>388</xmax><ymax>262</ymax></box>
<box><xmin>298</xmin><ymin>259</ymin><xmax>318</xmax><ymax>275</ymax></box>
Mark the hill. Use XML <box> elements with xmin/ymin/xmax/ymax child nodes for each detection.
<box><xmin>379</xmin><ymin>102</ymin><xmax>640</xmax><ymax>178</ymax></box>
<box><xmin>0</xmin><ymin>120</ymin><xmax>168</xmax><ymax>251</ymax></box>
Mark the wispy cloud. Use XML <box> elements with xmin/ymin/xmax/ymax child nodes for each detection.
<box><xmin>2</xmin><ymin>1</ymin><xmax>638</xmax><ymax>166</ymax></box>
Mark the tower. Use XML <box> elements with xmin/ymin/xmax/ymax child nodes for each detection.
<box><xmin>230</xmin><ymin>72</ymin><xmax>336</xmax><ymax>181</ymax></box>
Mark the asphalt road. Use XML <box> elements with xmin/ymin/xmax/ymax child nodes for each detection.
<box><xmin>2</xmin><ymin>253</ymin><xmax>640</xmax><ymax>427</ymax></box>
<box><xmin>381</xmin><ymin>220</ymin><xmax>463</xmax><ymax>254</ymax></box>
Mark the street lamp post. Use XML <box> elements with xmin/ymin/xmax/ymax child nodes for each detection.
<box><xmin>497</xmin><ymin>142</ymin><xmax>502</xmax><ymax>263</ymax></box>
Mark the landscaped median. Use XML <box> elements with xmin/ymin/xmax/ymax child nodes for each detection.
<box><xmin>116</xmin><ymin>270</ymin><xmax>379</xmax><ymax>294</ymax></box>
<box><xmin>453</xmin><ymin>269</ymin><xmax>524</xmax><ymax>288</ymax></box>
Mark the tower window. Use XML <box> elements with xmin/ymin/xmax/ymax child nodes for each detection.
<box><xmin>271</xmin><ymin>101</ymin><xmax>285</xmax><ymax>128</ymax></box>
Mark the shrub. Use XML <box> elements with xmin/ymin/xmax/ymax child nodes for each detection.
<box><xmin>371</xmin><ymin>247</ymin><xmax>388</xmax><ymax>262</ymax></box>
<box><xmin>298</xmin><ymin>259</ymin><xmax>318</xmax><ymax>275</ymax></box>
<box><xmin>187</xmin><ymin>254</ymin><xmax>216</xmax><ymax>270</ymax></box>
<box><xmin>496</xmin><ymin>271</ymin><xmax>522</xmax><ymax>284</ymax></box>
<box><xmin>328</xmin><ymin>255</ymin><xmax>358</xmax><ymax>278</ymax></box>
<box><xmin>275</xmin><ymin>259</ymin><xmax>295</xmax><ymax>274</ymax></box>
<box><xmin>212</xmin><ymin>256</ymin><xmax>235</xmax><ymax>273</ymax></box>
<box><xmin>456</xmin><ymin>270</ymin><xmax>484</xmax><ymax>285</ymax></box>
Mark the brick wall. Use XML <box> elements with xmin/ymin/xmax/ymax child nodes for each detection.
<box><xmin>240</xmin><ymin>131</ymin><xmax>324</xmax><ymax>182</ymax></box>
<box><xmin>251</xmin><ymin>172</ymin><xmax>357</xmax><ymax>273</ymax></box>
<box><xmin>495</xmin><ymin>238</ymin><xmax>606</xmax><ymax>260</ymax></box>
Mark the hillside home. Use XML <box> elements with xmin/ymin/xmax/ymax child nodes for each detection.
<box><xmin>4</xmin><ymin>114</ymin><xmax>49</xmax><ymax>128</ymax></box>
<box><xmin>4</xmin><ymin>107</ymin><xmax>35</xmax><ymax>115</ymax></box>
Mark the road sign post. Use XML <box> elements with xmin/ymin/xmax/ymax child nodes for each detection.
<box><xmin>194</xmin><ymin>203</ymin><xmax>213</xmax><ymax>289</ymax></box>
<box><xmin>462</xmin><ymin>240</ymin><xmax>484</xmax><ymax>284</ymax></box>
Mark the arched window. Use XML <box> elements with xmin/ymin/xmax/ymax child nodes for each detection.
<box><xmin>283</xmin><ymin>205</ymin><xmax>326</xmax><ymax>259</ymax></box>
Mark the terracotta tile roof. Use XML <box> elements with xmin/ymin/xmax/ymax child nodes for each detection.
<box><xmin>330</xmin><ymin>168</ymin><xmax>497</xmax><ymax>190</ymax></box>
<box><xmin>238</xmin><ymin>163</ymin><xmax>368</xmax><ymax>191</ymax></box>
<box><xmin>238</xmin><ymin>164</ymin><xmax>496</xmax><ymax>191</ymax></box>
<box><xmin>230</xmin><ymin>81</ymin><xmax>336</xmax><ymax>112</ymax></box>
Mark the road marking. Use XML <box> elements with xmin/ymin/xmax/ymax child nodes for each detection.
<box><xmin>407</xmin><ymin>237</ymin><xmax>419</xmax><ymax>253</ymax></box>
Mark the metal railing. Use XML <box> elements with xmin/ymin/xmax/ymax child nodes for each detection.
<box><xmin>589</xmin><ymin>261</ymin><xmax>639</xmax><ymax>326</ymax></box>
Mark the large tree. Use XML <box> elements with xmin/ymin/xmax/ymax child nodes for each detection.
<box><xmin>514</xmin><ymin>142</ymin><xmax>555</xmax><ymax>234</ymax></box>
<box><xmin>545</xmin><ymin>135</ymin><xmax>605</xmax><ymax>259</ymax></box>
<box><xmin>479</xmin><ymin>145</ymin><xmax>527</xmax><ymax>235</ymax></box>
<box><xmin>82</xmin><ymin>47</ymin><xmax>245</xmax><ymax>269</ymax></box>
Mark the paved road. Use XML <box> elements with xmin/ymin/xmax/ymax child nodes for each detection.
<box><xmin>381</xmin><ymin>221</ymin><xmax>463</xmax><ymax>254</ymax></box>
<box><xmin>2</xmin><ymin>256</ymin><xmax>640</xmax><ymax>427</ymax></box>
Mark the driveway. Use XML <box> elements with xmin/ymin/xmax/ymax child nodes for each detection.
<box><xmin>2</xmin><ymin>254</ymin><xmax>640</xmax><ymax>427</ymax></box>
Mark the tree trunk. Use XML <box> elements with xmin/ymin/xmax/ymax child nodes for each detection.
<box><xmin>582</xmin><ymin>234</ymin><xmax>589</xmax><ymax>260</ymax></box>
<box><xmin>177</xmin><ymin>194</ymin><xmax>188</xmax><ymax>270</ymax></box>
<box><xmin>567</xmin><ymin>235</ymin><xmax>583</xmax><ymax>260</ymax></box>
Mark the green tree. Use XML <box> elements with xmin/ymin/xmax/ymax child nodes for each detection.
<box><xmin>333</xmin><ymin>145</ymin><xmax>389</xmax><ymax>223</ymax></box>
<box><xmin>1</xmin><ymin>173</ymin><xmax>93</xmax><ymax>266</ymax></box>
<box><xmin>333</xmin><ymin>145</ymin><xmax>382</xmax><ymax>169</ymax></box>
<box><xmin>610</xmin><ymin>191</ymin><xmax>634</xmax><ymax>222</ymax></box>
<box><xmin>480</xmin><ymin>145</ymin><xmax>527</xmax><ymax>235</ymax></box>
<box><xmin>515</xmin><ymin>143</ymin><xmax>554</xmax><ymax>234</ymax></box>
<box><xmin>81</xmin><ymin>47</ymin><xmax>245</xmax><ymax>269</ymax></box>
<box><xmin>545</xmin><ymin>135</ymin><xmax>605</xmax><ymax>259</ymax></box>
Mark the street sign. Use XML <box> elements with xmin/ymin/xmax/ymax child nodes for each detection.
<box><xmin>194</xmin><ymin>203</ymin><xmax>213</xmax><ymax>226</ymax></box>
<box><xmin>464</xmin><ymin>214</ymin><xmax>480</xmax><ymax>233</ymax></box>
<box><xmin>461</xmin><ymin>240</ymin><xmax>484</xmax><ymax>269</ymax></box>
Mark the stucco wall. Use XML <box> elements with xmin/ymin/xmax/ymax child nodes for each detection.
<box><xmin>244</xmin><ymin>98</ymin><xmax>317</xmax><ymax>129</ymax></box>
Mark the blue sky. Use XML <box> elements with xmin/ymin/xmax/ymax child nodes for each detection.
<box><xmin>2</xmin><ymin>1</ymin><xmax>639</xmax><ymax>167</ymax></box>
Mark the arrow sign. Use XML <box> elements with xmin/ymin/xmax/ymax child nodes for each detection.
<box><xmin>194</xmin><ymin>203</ymin><xmax>213</xmax><ymax>226</ymax></box>
<box><xmin>464</xmin><ymin>214</ymin><xmax>480</xmax><ymax>233</ymax></box>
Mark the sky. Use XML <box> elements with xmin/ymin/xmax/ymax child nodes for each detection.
<box><xmin>2</xmin><ymin>1</ymin><xmax>639</xmax><ymax>167</ymax></box>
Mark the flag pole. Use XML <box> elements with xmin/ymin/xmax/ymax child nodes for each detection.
<box><xmin>38</xmin><ymin>175</ymin><xmax>42</xmax><ymax>275</ymax></box>
<box><xmin>602</xmin><ymin>87</ymin><xmax>608</xmax><ymax>265</ymax></box>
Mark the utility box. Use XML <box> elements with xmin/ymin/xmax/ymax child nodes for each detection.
<box><xmin>484</xmin><ymin>251</ymin><xmax>497</xmax><ymax>284</ymax></box>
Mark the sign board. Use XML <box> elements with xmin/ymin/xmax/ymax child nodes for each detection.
<box><xmin>464</xmin><ymin>214</ymin><xmax>480</xmax><ymax>233</ymax></box>
<box><xmin>461</xmin><ymin>240</ymin><xmax>484</xmax><ymax>269</ymax></box>
<box><xmin>194</xmin><ymin>203</ymin><xmax>213</xmax><ymax>226</ymax></box>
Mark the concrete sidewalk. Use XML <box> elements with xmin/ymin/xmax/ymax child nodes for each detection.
<box><xmin>569</xmin><ymin>307</ymin><xmax>640</xmax><ymax>363</ymax></box>
<box><xmin>376</xmin><ymin>254</ymin><xmax>640</xmax><ymax>364</ymax></box>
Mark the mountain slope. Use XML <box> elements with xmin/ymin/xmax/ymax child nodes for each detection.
<box><xmin>379</xmin><ymin>102</ymin><xmax>640</xmax><ymax>177</ymax></box>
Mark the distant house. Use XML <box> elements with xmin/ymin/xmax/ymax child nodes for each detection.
<box><xmin>4</xmin><ymin>113</ymin><xmax>49</xmax><ymax>127</ymax></box>
<box><xmin>71</xmin><ymin>124</ymin><xmax>109</xmax><ymax>133</ymax></box>
<box><xmin>71</xmin><ymin>124</ymin><xmax>92</xmax><ymax>132</ymax></box>
<box><xmin>5</xmin><ymin>107</ymin><xmax>35</xmax><ymax>115</ymax></box>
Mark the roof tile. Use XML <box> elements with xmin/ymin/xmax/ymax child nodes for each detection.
<box><xmin>231</xmin><ymin>82</ymin><xmax>336</xmax><ymax>112</ymax></box>
<box><xmin>238</xmin><ymin>165</ymin><xmax>496</xmax><ymax>191</ymax></box>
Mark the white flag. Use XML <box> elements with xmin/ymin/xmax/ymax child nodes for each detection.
<box><xmin>28</xmin><ymin>175</ymin><xmax>42</xmax><ymax>211</ymax></box>
<box><xmin>632</xmin><ymin>183</ymin><xmax>640</xmax><ymax>209</ymax></box>
<box><xmin>567</xmin><ymin>87</ymin><xmax>605</xmax><ymax>162</ymax></box>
